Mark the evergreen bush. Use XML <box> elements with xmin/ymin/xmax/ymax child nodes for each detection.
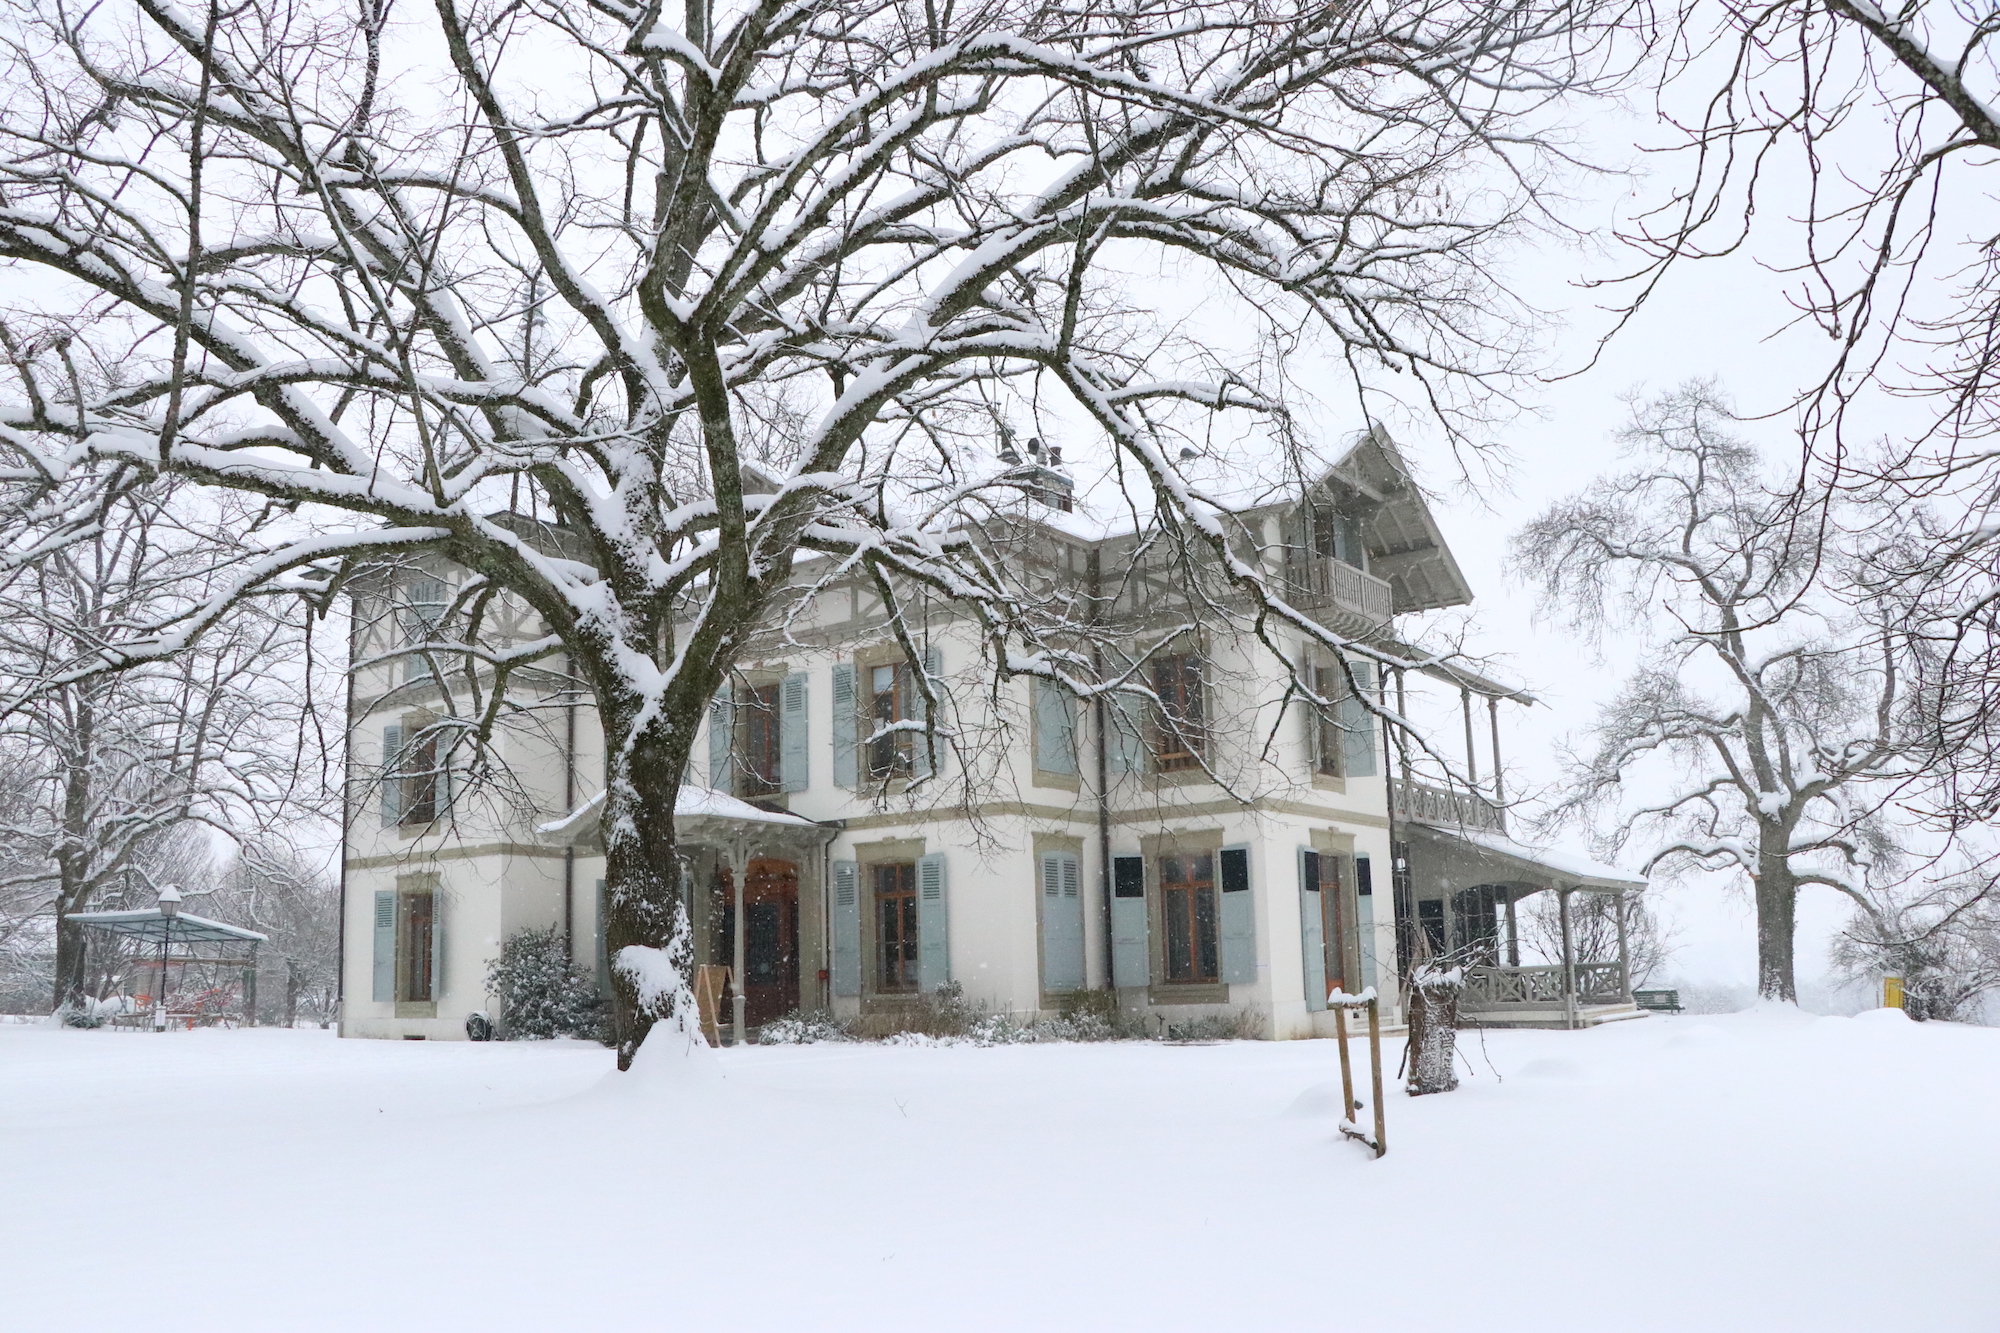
<box><xmin>485</xmin><ymin>927</ymin><xmax>608</xmax><ymax>1041</ymax></box>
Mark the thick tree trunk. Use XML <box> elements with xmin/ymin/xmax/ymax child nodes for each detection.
<box><xmin>51</xmin><ymin>910</ymin><xmax>85</xmax><ymax>1014</ymax></box>
<box><xmin>1404</xmin><ymin>965</ymin><xmax>1463</xmax><ymax>1095</ymax></box>
<box><xmin>599</xmin><ymin>704</ymin><xmax>696</xmax><ymax>1070</ymax></box>
<box><xmin>1754</xmin><ymin>835</ymin><xmax>1798</xmax><ymax>1002</ymax></box>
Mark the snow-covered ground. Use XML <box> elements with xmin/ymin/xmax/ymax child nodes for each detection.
<box><xmin>3</xmin><ymin>1009</ymin><xmax>1994</xmax><ymax>1331</ymax></box>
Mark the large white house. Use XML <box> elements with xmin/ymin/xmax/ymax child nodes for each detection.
<box><xmin>338</xmin><ymin>428</ymin><xmax>1643</xmax><ymax>1043</ymax></box>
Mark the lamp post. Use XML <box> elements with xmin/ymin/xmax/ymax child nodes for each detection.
<box><xmin>154</xmin><ymin>886</ymin><xmax>181</xmax><ymax>1031</ymax></box>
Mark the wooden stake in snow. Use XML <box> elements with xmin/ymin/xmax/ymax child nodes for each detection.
<box><xmin>1330</xmin><ymin>989</ymin><xmax>1387</xmax><ymax>1158</ymax></box>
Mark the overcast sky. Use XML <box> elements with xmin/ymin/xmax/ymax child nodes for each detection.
<box><xmin>1391</xmin><ymin>108</ymin><xmax>1901</xmax><ymax>996</ymax></box>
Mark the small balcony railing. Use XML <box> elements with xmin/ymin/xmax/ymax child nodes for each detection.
<box><xmin>1294</xmin><ymin>556</ymin><xmax>1393</xmax><ymax>626</ymax></box>
<box><xmin>1392</xmin><ymin>777</ymin><xmax>1505</xmax><ymax>833</ymax></box>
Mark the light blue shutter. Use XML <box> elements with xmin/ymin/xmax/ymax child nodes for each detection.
<box><xmin>830</xmin><ymin>664</ymin><xmax>857</xmax><ymax>789</ymax></box>
<box><xmin>1034</xmin><ymin>679</ymin><xmax>1076</xmax><ymax>775</ymax></box>
<box><xmin>403</xmin><ymin>577</ymin><xmax>447</xmax><ymax>683</ymax></box>
<box><xmin>780</xmin><ymin>672</ymin><xmax>809</xmax><ymax>792</ymax></box>
<box><xmin>379</xmin><ymin>724</ymin><xmax>403</xmax><ymax>827</ymax></box>
<box><xmin>1342</xmin><ymin>661</ymin><xmax>1378</xmax><ymax>777</ymax></box>
<box><xmin>1356</xmin><ymin>857</ymin><xmax>1378</xmax><ymax>989</ymax></box>
<box><xmin>912</xmin><ymin>645</ymin><xmax>941</xmax><ymax>781</ymax></box>
<box><xmin>1110</xmin><ymin>694</ymin><xmax>1144</xmax><ymax>775</ymax></box>
<box><xmin>1040</xmin><ymin>851</ymin><xmax>1085</xmax><ymax>991</ymax></box>
<box><xmin>1111</xmin><ymin>855</ymin><xmax>1149</xmax><ymax>987</ymax></box>
<box><xmin>1219</xmin><ymin>845</ymin><xmax>1256</xmax><ymax>984</ymax></box>
<box><xmin>916</xmin><ymin>851</ymin><xmax>948</xmax><ymax>991</ymax></box>
<box><xmin>831</xmin><ymin>861</ymin><xmax>860</xmax><ymax>996</ymax></box>
<box><xmin>371</xmin><ymin>890</ymin><xmax>395</xmax><ymax>1001</ymax></box>
<box><xmin>1298</xmin><ymin>849</ymin><xmax>1327</xmax><ymax>1010</ymax></box>
<box><xmin>708</xmin><ymin>689</ymin><xmax>732</xmax><ymax>790</ymax></box>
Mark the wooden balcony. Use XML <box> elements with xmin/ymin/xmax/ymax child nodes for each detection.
<box><xmin>1292</xmin><ymin>555</ymin><xmax>1393</xmax><ymax>628</ymax></box>
<box><xmin>1393</xmin><ymin>777</ymin><xmax>1505</xmax><ymax>833</ymax></box>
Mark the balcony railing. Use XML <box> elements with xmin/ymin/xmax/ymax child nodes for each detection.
<box><xmin>1293</xmin><ymin>555</ymin><xmax>1393</xmax><ymax>626</ymax></box>
<box><xmin>1393</xmin><ymin>777</ymin><xmax>1505</xmax><ymax>833</ymax></box>
<box><xmin>1462</xmin><ymin>962</ymin><xmax>1629</xmax><ymax>1011</ymax></box>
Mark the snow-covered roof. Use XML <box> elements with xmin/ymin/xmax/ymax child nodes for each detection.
<box><xmin>536</xmin><ymin>785</ymin><xmax>824</xmax><ymax>846</ymax></box>
<box><xmin>979</xmin><ymin>426</ymin><xmax>1474</xmax><ymax>616</ymax></box>
<box><xmin>63</xmin><ymin>910</ymin><xmax>268</xmax><ymax>945</ymax></box>
<box><xmin>672</xmin><ymin>785</ymin><xmax>818</xmax><ymax>826</ymax></box>
<box><xmin>1413</xmin><ymin>822</ymin><xmax>1647</xmax><ymax>893</ymax></box>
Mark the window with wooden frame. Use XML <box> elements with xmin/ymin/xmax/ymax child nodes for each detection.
<box><xmin>401</xmin><ymin>729</ymin><xmax>442</xmax><ymax>825</ymax></box>
<box><xmin>866</xmin><ymin>662</ymin><xmax>912</xmax><ymax>779</ymax></box>
<box><xmin>1160</xmin><ymin>852</ymin><xmax>1219</xmax><ymax>983</ymax></box>
<box><xmin>397</xmin><ymin>886</ymin><xmax>436</xmax><ymax>1003</ymax></box>
<box><xmin>382</xmin><ymin>722</ymin><xmax>445</xmax><ymax>827</ymax></box>
<box><xmin>736</xmin><ymin>682</ymin><xmax>782</xmax><ymax>796</ymax></box>
<box><xmin>1150</xmin><ymin>653</ymin><xmax>1204</xmax><ymax>773</ymax></box>
<box><xmin>874</xmin><ymin>862</ymin><xmax>919</xmax><ymax>992</ymax></box>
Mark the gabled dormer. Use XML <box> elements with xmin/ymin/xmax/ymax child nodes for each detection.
<box><xmin>1284</xmin><ymin>427</ymin><xmax>1473</xmax><ymax>629</ymax></box>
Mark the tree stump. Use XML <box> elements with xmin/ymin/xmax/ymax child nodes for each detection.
<box><xmin>1406</xmin><ymin>964</ymin><xmax>1464</xmax><ymax>1095</ymax></box>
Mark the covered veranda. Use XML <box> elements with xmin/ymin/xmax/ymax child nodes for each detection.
<box><xmin>540</xmin><ymin>785</ymin><xmax>837</xmax><ymax>1045</ymax></box>
<box><xmin>1402</xmin><ymin>820</ymin><xmax>1648</xmax><ymax>1030</ymax></box>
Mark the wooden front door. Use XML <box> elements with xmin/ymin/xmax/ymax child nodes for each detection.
<box><xmin>719</xmin><ymin>858</ymin><xmax>801</xmax><ymax>1026</ymax></box>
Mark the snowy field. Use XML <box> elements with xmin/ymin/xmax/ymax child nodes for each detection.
<box><xmin>3</xmin><ymin>1009</ymin><xmax>1995</xmax><ymax>1332</ymax></box>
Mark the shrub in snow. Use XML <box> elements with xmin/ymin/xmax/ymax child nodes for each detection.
<box><xmin>1026</xmin><ymin>1007</ymin><xmax>1148</xmax><ymax>1043</ymax></box>
<box><xmin>766</xmin><ymin>987</ymin><xmax>1242</xmax><ymax>1047</ymax></box>
<box><xmin>775</xmin><ymin>986</ymin><xmax>1159</xmax><ymax>1046</ymax></box>
<box><xmin>485</xmin><ymin>928</ymin><xmax>608</xmax><ymax>1042</ymax></box>
<box><xmin>880</xmin><ymin>981</ymin><xmax>1010</xmax><ymax>1042</ymax></box>
<box><xmin>1024</xmin><ymin>989</ymin><xmax>1149</xmax><ymax>1042</ymax></box>
<box><xmin>1159</xmin><ymin>1009</ymin><xmax>1263</xmax><ymax>1042</ymax></box>
<box><xmin>1833</xmin><ymin>896</ymin><xmax>2000</xmax><ymax>1023</ymax></box>
<box><xmin>757</xmin><ymin>1010</ymin><xmax>858</xmax><ymax>1045</ymax></box>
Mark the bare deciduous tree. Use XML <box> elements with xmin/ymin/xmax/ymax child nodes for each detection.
<box><xmin>0</xmin><ymin>485</ymin><xmax>316</xmax><ymax>1010</ymax></box>
<box><xmin>1637</xmin><ymin>0</ymin><xmax>1999</xmax><ymax>451</ymax></box>
<box><xmin>0</xmin><ymin>0</ymin><xmax>1645</xmax><ymax>1063</ymax></box>
<box><xmin>1514</xmin><ymin>382</ymin><xmax>1918</xmax><ymax>1000</ymax></box>
<box><xmin>1627</xmin><ymin>0</ymin><xmax>2000</xmax><ymax>828</ymax></box>
<box><xmin>233</xmin><ymin>841</ymin><xmax>340</xmax><ymax>1026</ymax></box>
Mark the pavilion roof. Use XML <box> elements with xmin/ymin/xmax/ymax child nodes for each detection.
<box><xmin>64</xmin><ymin>909</ymin><xmax>267</xmax><ymax>946</ymax></box>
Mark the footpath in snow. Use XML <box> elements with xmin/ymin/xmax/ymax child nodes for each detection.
<box><xmin>1</xmin><ymin>1005</ymin><xmax>1994</xmax><ymax>1332</ymax></box>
